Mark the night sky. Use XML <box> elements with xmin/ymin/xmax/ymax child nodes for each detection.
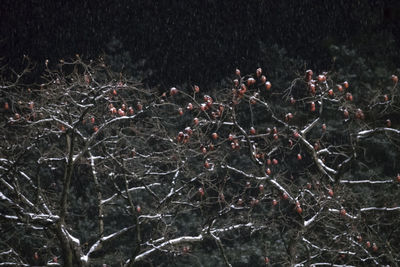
<box><xmin>1</xmin><ymin>0</ymin><xmax>400</xmax><ymax>85</ymax></box>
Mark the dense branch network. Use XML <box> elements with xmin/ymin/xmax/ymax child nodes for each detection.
<box><xmin>0</xmin><ymin>59</ymin><xmax>399</xmax><ymax>266</ymax></box>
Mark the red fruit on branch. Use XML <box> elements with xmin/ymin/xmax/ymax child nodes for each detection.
<box><xmin>343</xmin><ymin>81</ymin><xmax>349</xmax><ymax>88</ymax></box>
<box><xmin>128</xmin><ymin>107</ymin><xmax>134</xmax><ymax>115</ymax></box>
<box><xmin>4</xmin><ymin>102</ymin><xmax>9</xmax><ymax>110</ymax></box>
<box><xmin>340</xmin><ymin>208</ymin><xmax>346</xmax><ymax>216</ymax></box>
<box><xmin>194</xmin><ymin>85</ymin><xmax>200</xmax><ymax>93</ymax></box>
<box><xmin>343</xmin><ymin>109</ymin><xmax>349</xmax><ymax>118</ymax></box>
<box><xmin>366</xmin><ymin>241</ymin><xmax>371</xmax><ymax>248</ymax></box>
<box><xmin>272</xmin><ymin>158</ymin><xmax>278</xmax><ymax>165</ymax></box>
<box><xmin>392</xmin><ymin>74</ymin><xmax>398</xmax><ymax>83</ymax></box>
<box><xmin>386</xmin><ymin>119</ymin><xmax>391</xmax><ymax>127</ymax></box>
<box><xmin>170</xmin><ymin>87</ymin><xmax>178</xmax><ymax>96</ymax></box>
<box><xmin>384</xmin><ymin>94</ymin><xmax>389</xmax><ymax>102</ymax></box>
<box><xmin>266</xmin><ymin>168</ymin><xmax>271</xmax><ymax>175</ymax></box>
<box><xmin>198</xmin><ymin>187</ymin><xmax>205</xmax><ymax>196</ymax></box>
<box><xmin>318</xmin><ymin>75</ymin><xmax>326</xmax><ymax>82</ymax></box>
<box><xmin>309</xmin><ymin>83</ymin><xmax>316</xmax><ymax>95</ymax></box>
<box><xmin>305</xmin><ymin>69</ymin><xmax>313</xmax><ymax>81</ymax></box>
<box><xmin>296</xmin><ymin>206</ymin><xmax>303</xmax><ymax>214</ymax></box>
<box><xmin>250</xmin><ymin>127</ymin><xmax>256</xmax><ymax>135</ymax></box>
<box><xmin>337</xmin><ymin>84</ymin><xmax>343</xmax><ymax>92</ymax></box>
<box><xmin>235</xmin><ymin>68</ymin><xmax>241</xmax><ymax>76</ymax></box>
<box><xmin>272</xmin><ymin>199</ymin><xmax>278</xmax><ymax>206</ymax></box>
<box><xmin>310</xmin><ymin>102</ymin><xmax>316</xmax><ymax>112</ymax></box>
<box><xmin>265</xmin><ymin>81</ymin><xmax>271</xmax><ymax>90</ymax></box>
<box><xmin>204</xmin><ymin>160</ymin><xmax>210</xmax><ymax>169</ymax></box>
<box><xmin>297</xmin><ymin>154</ymin><xmax>302</xmax><ymax>160</ymax></box>
<box><xmin>90</xmin><ymin>117</ymin><xmax>95</xmax><ymax>124</ymax></box>
<box><xmin>193</xmin><ymin>117</ymin><xmax>199</xmax><ymax>125</ymax></box>
<box><xmin>247</xmin><ymin>78</ymin><xmax>256</xmax><ymax>86</ymax></box>
<box><xmin>211</xmin><ymin>132</ymin><xmax>218</xmax><ymax>140</ymax></box>
<box><xmin>259</xmin><ymin>184</ymin><xmax>264</xmax><ymax>192</ymax></box>
<box><xmin>328</xmin><ymin>189</ymin><xmax>334</xmax><ymax>197</ymax></box>
<box><xmin>256</xmin><ymin>68</ymin><xmax>262</xmax><ymax>77</ymax></box>
<box><xmin>260</xmin><ymin>75</ymin><xmax>267</xmax><ymax>83</ymax></box>
<box><xmin>118</xmin><ymin>109</ymin><xmax>125</xmax><ymax>116</ymax></box>
<box><xmin>186</xmin><ymin>103</ymin><xmax>193</xmax><ymax>110</ymax></box>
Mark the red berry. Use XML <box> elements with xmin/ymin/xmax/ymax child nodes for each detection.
<box><xmin>256</xmin><ymin>68</ymin><xmax>262</xmax><ymax>77</ymax></box>
<box><xmin>247</xmin><ymin>78</ymin><xmax>256</xmax><ymax>86</ymax></box>
<box><xmin>198</xmin><ymin>187</ymin><xmax>205</xmax><ymax>196</ymax></box>
<box><xmin>340</xmin><ymin>208</ymin><xmax>346</xmax><ymax>216</ymax></box>
<box><xmin>391</xmin><ymin>74</ymin><xmax>398</xmax><ymax>83</ymax></box>
<box><xmin>260</xmin><ymin>75</ymin><xmax>267</xmax><ymax>83</ymax></box>
<box><xmin>265</xmin><ymin>81</ymin><xmax>272</xmax><ymax>90</ymax></box>
<box><xmin>212</xmin><ymin>132</ymin><xmax>218</xmax><ymax>140</ymax></box>
<box><xmin>296</xmin><ymin>206</ymin><xmax>303</xmax><ymax>214</ymax></box>
<box><xmin>328</xmin><ymin>189</ymin><xmax>334</xmax><ymax>197</ymax></box>
<box><xmin>170</xmin><ymin>87</ymin><xmax>178</xmax><ymax>96</ymax></box>
<box><xmin>310</xmin><ymin>102</ymin><xmax>316</xmax><ymax>112</ymax></box>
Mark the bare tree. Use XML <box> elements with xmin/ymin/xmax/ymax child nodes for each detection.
<box><xmin>1</xmin><ymin>59</ymin><xmax>399</xmax><ymax>266</ymax></box>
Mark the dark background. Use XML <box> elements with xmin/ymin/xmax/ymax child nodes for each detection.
<box><xmin>1</xmin><ymin>0</ymin><xmax>400</xmax><ymax>87</ymax></box>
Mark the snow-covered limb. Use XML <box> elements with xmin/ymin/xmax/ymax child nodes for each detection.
<box><xmin>360</xmin><ymin>206</ymin><xmax>400</xmax><ymax>212</ymax></box>
<box><xmin>339</xmin><ymin>179</ymin><xmax>393</xmax><ymax>184</ymax></box>
<box><xmin>101</xmin><ymin>183</ymin><xmax>161</xmax><ymax>205</ymax></box>
<box><xmin>328</xmin><ymin>209</ymin><xmax>358</xmax><ymax>219</ymax></box>
<box><xmin>82</xmin><ymin>226</ymin><xmax>134</xmax><ymax>262</ymax></box>
<box><xmin>129</xmin><ymin>235</ymin><xmax>204</xmax><ymax>263</ymax></box>
<box><xmin>298</xmin><ymin>134</ymin><xmax>335</xmax><ymax>182</ymax></box>
<box><xmin>356</xmin><ymin>127</ymin><xmax>400</xmax><ymax>139</ymax></box>
<box><xmin>301</xmin><ymin>117</ymin><xmax>320</xmax><ymax>135</ymax></box>
<box><xmin>61</xmin><ymin>225</ymin><xmax>80</xmax><ymax>246</ymax></box>
<box><xmin>0</xmin><ymin>263</ymin><xmax>29</xmax><ymax>266</ymax></box>
<box><xmin>209</xmin><ymin>222</ymin><xmax>254</xmax><ymax>234</ymax></box>
<box><xmin>223</xmin><ymin>164</ymin><xmax>294</xmax><ymax>201</ymax></box>
<box><xmin>304</xmin><ymin>207</ymin><xmax>324</xmax><ymax>227</ymax></box>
